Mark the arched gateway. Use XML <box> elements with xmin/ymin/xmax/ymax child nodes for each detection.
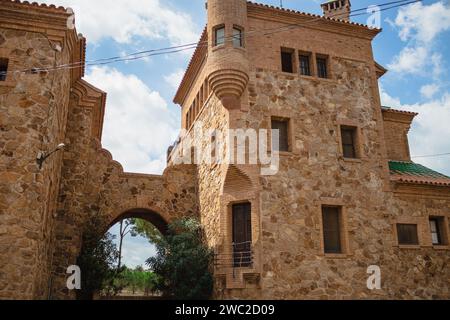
<box><xmin>47</xmin><ymin>136</ymin><xmax>198</xmax><ymax>299</ymax></box>
<box><xmin>110</xmin><ymin>208</ymin><xmax>169</xmax><ymax>236</ymax></box>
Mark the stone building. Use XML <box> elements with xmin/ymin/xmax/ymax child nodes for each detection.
<box><xmin>0</xmin><ymin>0</ymin><xmax>449</xmax><ymax>300</ymax></box>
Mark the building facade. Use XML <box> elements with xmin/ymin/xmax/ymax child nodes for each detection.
<box><xmin>0</xmin><ymin>0</ymin><xmax>449</xmax><ymax>299</ymax></box>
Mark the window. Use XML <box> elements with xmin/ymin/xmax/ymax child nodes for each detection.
<box><xmin>429</xmin><ymin>218</ymin><xmax>442</xmax><ymax>245</ymax></box>
<box><xmin>299</xmin><ymin>54</ymin><xmax>311</xmax><ymax>76</ymax></box>
<box><xmin>281</xmin><ymin>49</ymin><xmax>294</xmax><ymax>73</ymax></box>
<box><xmin>397</xmin><ymin>224</ymin><xmax>419</xmax><ymax>245</ymax></box>
<box><xmin>200</xmin><ymin>85</ymin><xmax>205</xmax><ymax>107</ymax></box>
<box><xmin>232</xmin><ymin>202</ymin><xmax>252</xmax><ymax>268</ymax></box>
<box><xmin>232</xmin><ymin>27</ymin><xmax>243</xmax><ymax>48</ymax></box>
<box><xmin>0</xmin><ymin>58</ymin><xmax>8</xmax><ymax>81</ymax></box>
<box><xmin>194</xmin><ymin>98</ymin><xmax>198</xmax><ymax>119</ymax></box>
<box><xmin>271</xmin><ymin>118</ymin><xmax>289</xmax><ymax>152</ymax></box>
<box><xmin>317</xmin><ymin>56</ymin><xmax>328</xmax><ymax>78</ymax></box>
<box><xmin>322</xmin><ymin>206</ymin><xmax>343</xmax><ymax>254</ymax></box>
<box><xmin>341</xmin><ymin>126</ymin><xmax>358</xmax><ymax>158</ymax></box>
<box><xmin>429</xmin><ymin>217</ymin><xmax>447</xmax><ymax>245</ymax></box>
<box><xmin>190</xmin><ymin>104</ymin><xmax>195</xmax><ymax>124</ymax></box>
<box><xmin>214</xmin><ymin>26</ymin><xmax>225</xmax><ymax>46</ymax></box>
<box><xmin>185</xmin><ymin>110</ymin><xmax>191</xmax><ymax>129</ymax></box>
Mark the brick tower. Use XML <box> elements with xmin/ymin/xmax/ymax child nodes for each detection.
<box><xmin>206</xmin><ymin>0</ymin><xmax>249</xmax><ymax>110</ymax></box>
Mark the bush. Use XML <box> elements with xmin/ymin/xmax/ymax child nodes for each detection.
<box><xmin>76</xmin><ymin>216</ymin><xmax>120</xmax><ymax>300</ymax></box>
<box><xmin>146</xmin><ymin>218</ymin><xmax>214</xmax><ymax>300</ymax></box>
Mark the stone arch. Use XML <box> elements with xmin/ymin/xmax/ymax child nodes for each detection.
<box><xmin>108</xmin><ymin>207</ymin><xmax>169</xmax><ymax>236</ymax></box>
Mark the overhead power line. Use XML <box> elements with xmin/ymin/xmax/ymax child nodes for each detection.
<box><xmin>0</xmin><ymin>0</ymin><xmax>421</xmax><ymax>77</ymax></box>
<box><xmin>412</xmin><ymin>152</ymin><xmax>450</xmax><ymax>159</ymax></box>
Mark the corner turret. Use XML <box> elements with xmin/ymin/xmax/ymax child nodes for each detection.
<box><xmin>206</xmin><ymin>0</ymin><xmax>249</xmax><ymax>109</ymax></box>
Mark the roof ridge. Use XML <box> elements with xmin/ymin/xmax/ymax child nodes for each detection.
<box><xmin>247</xmin><ymin>1</ymin><xmax>376</xmax><ymax>30</ymax></box>
<box><xmin>173</xmin><ymin>26</ymin><xmax>207</xmax><ymax>105</ymax></box>
<box><xmin>382</xmin><ymin>106</ymin><xmax>418</xmax><ymax>116</ymax></box>
<box><xmin>0</xmin><ymin>0</ymin><xmax>68</xmax><ymax>12</ymax></box>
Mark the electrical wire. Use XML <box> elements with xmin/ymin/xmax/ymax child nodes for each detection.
<box><xmin>412</xmin><ymin>152</ymin><xmax>450</xmax><ymax>159</ymax></box>
<box><xmin>0</xmin><ymin>0</ymin><xmax>421</xmax><ymax>78</ymax></box>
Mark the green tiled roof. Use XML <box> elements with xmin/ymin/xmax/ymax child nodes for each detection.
<box><xmin>389</xmin><ymin>161</ymin><xmax>450</xmax><ymax>184</ymax></box>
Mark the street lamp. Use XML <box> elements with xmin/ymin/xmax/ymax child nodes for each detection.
<box><xmin>36</xmin><ymin>143</ymin><xmax>66</xmax><ymax>169</ymax></box>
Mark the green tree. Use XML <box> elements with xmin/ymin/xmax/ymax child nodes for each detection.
<box><xmin>131</xmin><ymin>218</ymin><xmax>163</xmax><ymax>245</ymax></box>
<box><xmin>116</xmin><ymin>219</ymin><xmax>139</xmax><ymax>269</ymax></box>
<box><xmin>146</xmin><ymin>218</ymin><xmax>214</xmax><ymax>300</ymax></box>
<box><xmin>76</xmin><ymin>215</ymin><xmax>119</xmax><ymax>300</ymax></box>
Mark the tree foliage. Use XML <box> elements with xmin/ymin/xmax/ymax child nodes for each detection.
<box><xmin>146</xmin><ymin>218</ymin><xmax>214</xmax><ymax>300</ymax></box>
<box><xmin>120</xmin><ymin>266</ymin><xmax>159</xmax><ymax>295</ymax></box>
<box><xmin>76</xmin><ymin>215</ymin><xmax>120</xmax><ymax>300</ymax></box>
<box><xmin>131</xmin><ymin>218</ymin><xmax>163</xmax><ymax>245</ymax></box>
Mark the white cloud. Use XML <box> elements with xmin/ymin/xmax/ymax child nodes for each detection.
<box><xmin>41</xmin><ymin>0</ymin><xmax>199</xmax><ymax>45</ymax></box>
<box><xmin>164</xmin><ymin>69</ymin><xmax>185</xmax><ymax>90</ymax></box>
<box><xmin>109</xmin><ymin>224</ymin><xmax>157</xmax><ymax>269</ymax></box>
<box><xmin>420</xmin><ymin>83</ymin><xmax>440</xmax><ymax>99</ymax></box>
<box><xmin>380</xmin><ymin>87</ymin><xmax>450</xmax><ymax>176</ymax></box>
<box><xmin>85</xmin><ymin>66</ymin><xmax>179</xmax><ymax>174</ymax></box>
<box><xmin>388</xmin><ymin>1</ymin><xmax>450</xmax><ymax>77</ymax></box>
<box><xmin>395</xmin><ymin>1</ymin><xmax>450</xmax><ymax>43</ymax></box>
<box><xmin>379</xmin><ymin>84</ymin><xmax>401</xmax><ymax>107</ymax></box>
<box><xmin>388</xmin><ymin>46</ymin><xmax>428</xmax><ymax>74</ymax></box>
<box><xmin>431</xmin><ymin>53</ymin><xmax>444</xmax><ymax>78</ymax></box>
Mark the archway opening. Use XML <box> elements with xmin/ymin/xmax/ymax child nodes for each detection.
<box><xmin>109</xmin><ymin>208</ymin><xmax>169</xmax><ymax>237</ymax></box>
<box><xmin>93</xmin><ymin>208</ymin><xmax>169</xmax><ymax>300</ymax></box>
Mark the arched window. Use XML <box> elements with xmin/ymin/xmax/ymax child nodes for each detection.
<box><xmin>232</xmin><ymin>26</ymin><xmax>243</xmax><ymax>48</ymax></box>
<box><xmin>214</xmin><ymin>25</ymin><xmax>225</xmax><ymax>46</ymax></box>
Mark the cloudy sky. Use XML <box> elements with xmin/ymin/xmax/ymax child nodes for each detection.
<box><xmin>40</xmin><ymin>0</ymin><xmax>450</xmax><ymax>266</ymax></box>
<box><xmin>108</xmin><ymin>223</ymin><xmax>156</xmax><ymax>269</ymax></box>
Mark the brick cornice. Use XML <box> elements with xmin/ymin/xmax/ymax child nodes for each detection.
<box><xmin>0</xmin><ymin>0</ymin><xmax>73</xmax><ymax>42</ymax></box>
<box><xmin>382</xmin><ymin>108</ymin><xmax>418</xmax><ymax>125</ymax></box>
<box><xmin>0</xmin><ymin>0</ymin><xmax>67</xmax><ymax>12</ymax></box>
<box><xmin>375</xmin><ymin>61</ymin><xmax>387</xmax><ymax>78</ymax></box>
<box><xmin>173</xmin><ymin>27</ymin><xmax>207</xmax><ymax>106</ymax></box>
<box><xmin>71</xmin><ymin>79</ymin><xmax>106</xmax><ymax>140</ymax></box>
<box><xmin>247</xmin><ymin>2</ymin><xmax>381</xmax><ymax>40</ymax></box>
<box><xmin>391</xmin><ymin>182</ymin><xmax>450</xmax><ymax>198</ymax></box>
<box><xmin>0</xmin><ymin>0</ymin><xmax>85</xmax><ymax>83</ymax></box>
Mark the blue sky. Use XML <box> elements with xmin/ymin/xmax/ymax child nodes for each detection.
<box><xmin>108</xmin><ymin>223</ymin><xmax>156</xmax><ymax>269</ymax></box>
<box><xmin>40</xmin><ymin>0</ymin><xmax>450</xmax><ymax>266</ymax></box>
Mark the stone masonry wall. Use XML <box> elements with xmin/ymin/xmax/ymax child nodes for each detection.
<box><xmin>175</xmin><ymin>6</ymin><xmax>448</xmax><ymax>299</ymax></box>
<box><xmin>220</xmin><ymin>64</ymin><xmax>450</xmax><ymax>299</ymax></box>
<box><xmin>188</xmin><ymin>94</ymin><xmax>228</xmax><ymax>248</ymax></box>
<box><xmin>0</xmin><ymin>27</ymin><xmax>71</xmax><ymax>299</ymax></box>
<box><xmin>50</xmin><ymin>90</ymin><xmax>199</xmax><ymax>299</ymax></box>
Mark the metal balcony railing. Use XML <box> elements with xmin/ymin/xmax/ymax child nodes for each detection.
<box><xmin>214</xmin><ymin>241</ymin><xmax>253</xmax><ymax>269</ymax></box>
